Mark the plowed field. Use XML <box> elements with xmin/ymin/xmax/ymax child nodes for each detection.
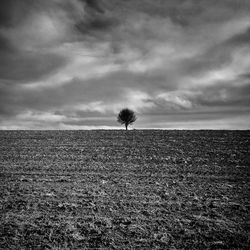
<box><xmin>0</xmin><ymin>130</ymin><xmax>249</xmax><ymax>249</ymax></box>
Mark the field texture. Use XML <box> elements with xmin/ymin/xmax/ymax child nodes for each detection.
<box><xmin>0</xmin><ymin>130</ymin><xmax>249</xmax><ymax>249</ymax></box>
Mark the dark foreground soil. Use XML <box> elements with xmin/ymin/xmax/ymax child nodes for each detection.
<box><xmin>0</xmin><ymin>130</ymin><xmax>249</xmax><ymax>249</ymax></box>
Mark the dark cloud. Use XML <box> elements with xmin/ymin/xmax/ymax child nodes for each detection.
<box><xmin>0</xmin><ymin>0</ymin><xmax>70</xmax><ymax>83</ymax></box>
<box><xmin>0</xmin><ymin>35</ymin><xmax>14</xmax><ymax>52</ymax></box>
<box><xmin>0</xmin><ymin>0</ymin><xmax>30</xmax><ymax>27</ymax></box>
<box><xmin>179</xmin><ymin>25</ymin><xmax>250</xmax><ymax>78</ymax></box>
<box><xmin>191</xmin><ymin>83</ymin><xmax>250</xmax><ymax>108</ymax></box>
<box><xmin>82</xmin><ymin>0</ymin><xmax>105</xmax><ymax>13</ymax></box>
<box><xmin>75</xmin><ymin>0</ymin><xmax>118</xmax><ymax>39</ymax></box>
<box><xmin>180</xmin><ymin>50</ymin><xmax>232</xmax><ymax>78</ymax></box>
<box><xmin>0</xmin><ymin>0</ymin><xmax>250</xmax><ymax>129</ymax></box>
<box><xmin>225</xmin><ymin>27</ymin><xmax>250</xmax><ymax>46</ymax></box>
<box><xmin>0</xmin><ymin>67</ymin><xmax>173</xmax><ymax>119</ymax></box>
<box><xmin>240</xmin><ymin>73</ymin><xmax>250</xmax><ymax>79</ymax></box>
<box><xmin>0</xmin><ymin>51</ymin><xmax>67</xmax><ymax>82</ymax></box>
<box><xmin>76</xmin><ymin>16</ymin><xmax>118</xmax><ymax>35</ymax></box>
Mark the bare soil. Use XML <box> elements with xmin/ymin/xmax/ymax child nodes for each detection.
<box><xmin>0</xmin><ymin>130</ymin><xmax>249</xmax><ymax>249</ymax></box>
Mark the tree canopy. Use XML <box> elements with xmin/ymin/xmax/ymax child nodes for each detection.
<box><xmin>117</xmin><ymin>108</ymin><xmax>136</xmax><ymax>130</ymax></box>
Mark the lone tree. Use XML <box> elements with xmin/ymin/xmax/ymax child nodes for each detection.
<box><xmin>117</xmin><ymin>108</ymin><xmax>136</xmax><ymax>130</ymax></box>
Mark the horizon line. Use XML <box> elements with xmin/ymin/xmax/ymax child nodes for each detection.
<box><xmin>0</xmin><ymin>128</ymin><xmax>249</xmax><ymax>131</ymax></box>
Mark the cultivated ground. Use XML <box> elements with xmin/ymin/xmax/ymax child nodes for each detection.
<box><xmin>0</xmin><ymin>130</ymin><xmax>249</xmax><ymax>249</ymax></box>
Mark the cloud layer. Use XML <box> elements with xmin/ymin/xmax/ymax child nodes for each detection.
<box><xmin>0</xmin><ymin>0</ymin><xmax>250</xmax><ymax>129</ymax></box>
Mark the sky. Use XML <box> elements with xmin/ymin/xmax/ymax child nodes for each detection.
<box><xmin>0</xmin><ymin>0</ymin><xmax>250</xmax><ymax>130</ymax></box>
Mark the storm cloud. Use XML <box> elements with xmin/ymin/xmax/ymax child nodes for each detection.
<box><xmin>0</xmin><ymin>0</ymin><xmax>250</xmax><ymax>129</ymax></box>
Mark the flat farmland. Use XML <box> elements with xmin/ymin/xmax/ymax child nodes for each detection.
<box><xmin>0</xmin><ymin>130</ymin><xmax>249</xmax><ymax>249</ymax></box>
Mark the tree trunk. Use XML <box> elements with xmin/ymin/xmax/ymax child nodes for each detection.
<box><xmin>125</xmin><ymin>124</ymin><xmax>128</xmax><ymax>130</ymax></box>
